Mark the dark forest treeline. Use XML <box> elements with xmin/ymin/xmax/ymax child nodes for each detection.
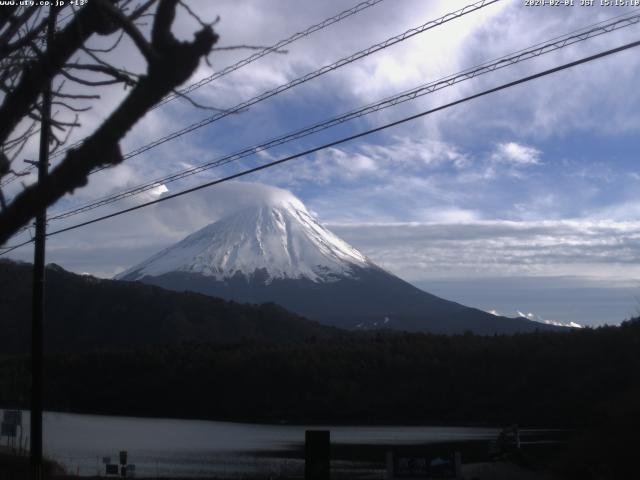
<box><xmin>0</xmin><ymin>260</ymin><xmax>340</xmax><ymax>354</ymax></box>
<box><xmin>1</xmin><ymin>319</ymin><xmax>639</xmax><ymax>428</ymax></box>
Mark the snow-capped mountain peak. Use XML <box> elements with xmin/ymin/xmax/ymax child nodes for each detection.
<box><xmin>115</xmin><ymin>184</ymin><xmax>560</xmax><ymax>335</ymax></box>
<box><xmin>116</xmin><ymin>195</ymin><xmax>370</xmax><ymax>283</ymax></box>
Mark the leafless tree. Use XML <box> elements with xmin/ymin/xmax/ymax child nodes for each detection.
<box><xmin>0</xmin><ymin>0</ymin><xmax>219</xmax><ymax>244</ymax></box>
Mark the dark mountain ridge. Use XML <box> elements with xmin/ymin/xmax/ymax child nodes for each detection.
<box><xmin>0</xmin><ymin>259</ymin><xmax>340</xmax><ymax>354</ymax></box>
<box><xmin>140</xmin><ymin>265</ymin><xmax>560</xmax><ymax>335</ymax></box>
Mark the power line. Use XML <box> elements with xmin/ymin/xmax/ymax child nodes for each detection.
<box><xmin>0</xmin><ymin>0</ymin><xmax>388</xmax><ymax>188</ymax></box>
<box><xmin>39</xmin><ymin>11</ymin><xmax>640</xmax><ymax>224</ymax></box>
<box><xmin>0</xmin><ymin>171</ymin><xmax>25</xmax><ymax>187</ymax></box>
<box><xmin>2</xmin><ymin>0</ymin><xmax>497</xmax><ymax>189</ymax></box>
<box><xmin>47</xmin><ymin>0</ymin><xmax>500</xmax><ymax>165</ymax></box>
<box><xmin>154</xmin><ymin>0</ymin><xmax>388</xmax><ymax>109</ymax></box>
<box><xmin>3</xmin><ymin>36</ymin><xmax>638</xmax><ymax>253</ymax></box>
<box><xmin>0</xmin><ymin>6</ymin><xmax>104</xmax><ymax>188</ymax></box>
<box><xmin>44</xmin><ymin>0</ymin><xmax>393</xmax><ymax>162</ymax></box>
<box><xmin>0</xmin><ymin>239</ymin><xmax>31</xmax><ymax>255</ymax></box>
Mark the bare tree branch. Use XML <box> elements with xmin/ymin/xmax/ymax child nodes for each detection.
<box><xmin>53</xmin><ymin>92</ymin><xmax>101</xmax><ymax>100</ymax></box>
<box><xmin>0</xmin><ymin>0</ymin><xmax>218</xmax><ymax>244</ymax></box>
<box><xmin>128</xmin><ymin>0</ymin><xmax>157</xmax><ymax>23</ymax></box>
<box><xmin>94</xmin><ymin>0</ymin><xmax>159</xmax><ymax>63</ymax></box>
<box><xmin>178</xmin><ymin>0</ymin><xmax>215</xmax><ymax>29</ymax></box>
<box><xmin>0</xmin><ymin>6</ymin><xmax>38</xmax><ymax>50</ymax></box>
<box><xmin>59</xmin><ymin>68</ymin><xmax>131</xmax><ymax>87</ymax></box>
<box><xmin>0</xmin><ymin>15</ymin><xmax>47</xmax><ymax>61</ymax></box>
<box><xmin>0</xmin><ymin>2</ymin><xmax>119</xmax><ymax>146</ymax></box>
<box><xmin>0</xmin><ymin>5</ymin><xmax>19</xmax><ymax>33</ymax></box>
<box><xmin>212</xmin><ymin>45</ymin><xmax>288</xmax><ymax>53</ymax></box>
<box><xmin>168</xmin><ymin>87</ymin><xmax>224</xmax><ymax>111</ymax></box>
<box><xmin>51</xmin><ymin>101</ymin><xmax>92</xmax><ymax>113</ymax></box>
<box><xmin>63</xmin><ymin>62</ymin><xmax>139</xmax><ymax>86</ymax></box>
<box><xmin>83</xmin><ymin>29</ymin><xmax>125</xmax><ymax>53</ymax></box>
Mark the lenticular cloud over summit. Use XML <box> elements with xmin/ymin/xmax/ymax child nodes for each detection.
<box><xmin>116</xmin><ymin>183</ymin><xmax>370</xmax><ymax>283</ymax></box>
<box><xmin>199</xmin><ymin>182</ymin><xmax>311</xmax><ymax>217</ymax></box>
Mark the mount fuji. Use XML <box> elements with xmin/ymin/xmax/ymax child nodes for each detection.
<box><xmin>117</xmin><ymin>190</ymin><xmax>557</xmax><ymax>334</ymax></box>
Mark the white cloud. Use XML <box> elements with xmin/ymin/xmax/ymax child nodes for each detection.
<box><xmin>544</xmin><ymin>319</ymin><xmax>584</xmax><ymax>329</ymax></box>
<box><xmin>254</xmin><ymin>136</ymin><xmax>474</xmax><ymax>190</ymax></box>
<box><xmin>330</xmin><ymin>219</ymin><xmax>640</xmax><ymax>283</ymax></box>
<box><xmin>361</xmin><ymin>137</ymin><xmax>471</xmax><ymax>169</ymax></box>
<box><xmin>518</xmin><ymin>309</ymin><xmax>583</xmax><ymax>328</ymax></box>
<box><xmin>18</xmin><ymin>0</ymin><xmax>634</xmax><ymax>232</ymax></box>
<box><xmin>491</xmin><ymin>142</ymin><xmax>541</xmax><ymax>166</ymax></box>
<box><xmin>149</xmin><ymin>184</ymin><xmax>169</xmax><ymax>197</ymax></box>
<box><xmin>417</xmin><ymin>207</ymin><xmax>479</xmax><ymax>223</ymax></box>
<box><xmin>317</xmin><ymin>148</ymin><xmax>378</xmax><ymax>179</ymax></box>
<box><xmin>439</xmin><ymin>3</ymin><xmax>640</xmax><ymax>141</ymax></box>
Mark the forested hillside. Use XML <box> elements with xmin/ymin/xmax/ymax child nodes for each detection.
<box><xmin>1</xmin><ymin>320</ymin><xmax>638</xmax><ymax>428</ymax></box>
<box><xmin>0</xmin><ymin>260</ymin><xmax>339</xmax><ymax>354</ymax></box>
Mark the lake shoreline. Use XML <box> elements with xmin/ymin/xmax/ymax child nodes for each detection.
<box><xmin>0</xmin><ymin>405</ymin><xmax>570</xmax><ymax>431</ymax></box>
<box><xmin>1</xmin><ymin>409</ymin><xmax>509</xmax><ymax>478</ymax></box>
<box><xmin>0</xmin><ymin>404</ymin><xmax>509</xmax><ymax>429</ymax></box>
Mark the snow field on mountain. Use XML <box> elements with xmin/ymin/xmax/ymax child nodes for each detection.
<box><xmin>117</xmin><ymin>193</ymin><xmax>370</xmax><ymax>283</ymax></box>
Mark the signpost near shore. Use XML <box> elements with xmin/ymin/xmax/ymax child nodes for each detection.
<box><xmin>103</xmin><ymin>450</ymin><xmax>135</xmax><ymax>477</ymax></box>
<box><xmin>386</xmin><ymin>449</ymin><xmax>461</xmax><ymax>480</ymax></box>
<box><xmin>1</xmin><ymin>410</ymin><xmax>23</xmax><ymax>452</ymax></box>
<box><xmin>305</xmin><ymin>430</ymin><xmax>330</xmax><ymax>480</ymax></box>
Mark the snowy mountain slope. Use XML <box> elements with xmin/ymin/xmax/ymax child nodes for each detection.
<box><xmin>117</xmin><ymin>189</ymin><xmax>562</xmax><ymax>334</ymax></box>
<box><xmin>117</xmin><ymin>195</ymin><xmax>370</xmax><ymax>284</ymax></box>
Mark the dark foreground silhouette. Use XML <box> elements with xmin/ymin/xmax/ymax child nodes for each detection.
<box><xmin>1</xmin><ymin>319</ymin><xmax>639</xmax><ymax>478</ymax></box>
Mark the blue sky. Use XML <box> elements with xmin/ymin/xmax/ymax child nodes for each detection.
<box><xmin>4</xmin><ymin>0</ymin><xmax>640</xmax><ymax>326</ymax></box>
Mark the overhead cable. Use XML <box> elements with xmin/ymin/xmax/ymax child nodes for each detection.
<box><xmin>154</xmin><ymin>0</ymin><xmax>389</xmax><ymax>109</ymax></box>
<box><xmin>3</xmin><ymin>36</ymin><xmax>639</xmax><ymax>253</ymax></box>
<box><xmin>41</xmin><ymin>11</ymin><xmax>640</xmax><ymax>223</ymax></box>
<box><xmin>47</xmin><ymin>0</ymin><xmax>500</xmax><ymax>164</ymax></box>
<box><xmin>1</xmin><ymin>0</ymin><xmax>389</xmax><ymax>187</ymax></box>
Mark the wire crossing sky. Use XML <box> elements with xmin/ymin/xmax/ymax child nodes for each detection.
<box><xmin>35</xmin><ymin>10</ymin><xmax>640</xmax><ymax>227</ymax></box>
<box><xmin>3</xmin><ymin>35</ymin><xmax>639</xmax><ymax>253</ymax></box>
<box><xmin>46</xmin><ymin>0</ymin><xmax>499</xmax><ymax>170</ymax></box>
<box><xmin>1</xmin><ymin>0</ymin><xmax>500</xmax><ymax>202</ymax></box>
<box><xmin>153</xmin><ymin>0</ymin><xmax>389</xmax><ymax>108</ymax></box>
<box><xmin>0</xmin><ymin>0</ymin><xmax>389</xmax><ymax>186</ymax></box>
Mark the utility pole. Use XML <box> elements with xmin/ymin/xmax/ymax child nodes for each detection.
<box><xmin>31</xmin><ymin>6</ymin><xmax>56</xmax><ymax>480</ymax></box>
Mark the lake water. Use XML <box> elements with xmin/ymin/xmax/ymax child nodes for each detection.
<box><xmin>2</xmin><ymin>410</ymin><xmax>498</xmax><ymax>477</ymax></box>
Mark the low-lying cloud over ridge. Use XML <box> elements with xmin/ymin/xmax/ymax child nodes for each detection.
<box><xmin>330</xmin><ymin>219</ymin><xmax>640</xmax><ymax>282</ymax></box>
